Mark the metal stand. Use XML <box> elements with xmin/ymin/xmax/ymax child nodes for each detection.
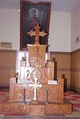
<box><xmin>24</xmin><ymin>88</ymin><xmax>26</xmax><ymax>104</ymax></box>
<box><xmin>46</xmin><ymin>88</ymin><xmax>48</xmax><ymax>104</ymax></box>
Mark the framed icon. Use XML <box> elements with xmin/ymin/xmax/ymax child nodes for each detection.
<box><xmin>20</xmin><ymin>0</ymin><xmax>51</xmax><ymax>50</ymax></box>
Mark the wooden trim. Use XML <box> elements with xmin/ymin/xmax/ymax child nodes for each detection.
<box><xmin>0</xmin><ymin>50</ymin><xmax>16</xmax><ymax>53</ymax></box>
<box><xmin>71</xmin><ymin>48</ymin><xmax>80</xmax><ymax>54</ymax></box>
<box><xmin>50</xmin><ymin>51</ymin><xmax>71</xmax><ymax>55</ymax></box>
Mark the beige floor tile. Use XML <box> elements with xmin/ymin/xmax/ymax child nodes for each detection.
<box><xmin>75</xmin><ymin>107</ymin><xmax>80</xmax><ymax>112</ymax></box>
<box><xmin>69</xmin><ymin>100</ymin><xmax>80</xmax><ymax>104</ymax></box>
<box><xmin>65</xmin><ymin>112</ymin><xmax>80</xmax><ymax>117</ymax></box>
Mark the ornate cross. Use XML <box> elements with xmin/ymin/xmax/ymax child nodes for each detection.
<box><xmin>27</xmin><ymin>24</ymin><xmax>47</xmax><ymax>45</ymax></box>
<box><xmin>29</xmin><ymin>77</ymin><xmax>42</xmax><ymax>101</ymax></box>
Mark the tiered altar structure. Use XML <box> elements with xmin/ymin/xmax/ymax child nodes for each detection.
<box><xmin>0</xmin><ymin>25</ymin><xmax>72</xmax><ymax>115</ymax></box>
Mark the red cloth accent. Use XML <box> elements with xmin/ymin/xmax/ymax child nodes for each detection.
<box><xmin>32</xmin><ymin>18</ymin><xmax>37</xmax><ymax>28</ymax></box>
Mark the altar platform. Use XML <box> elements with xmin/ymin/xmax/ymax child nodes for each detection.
<box><xmin>0</xmin><ymin>95</ymin><xmax>72</xmax><ymax>115</ymax></box>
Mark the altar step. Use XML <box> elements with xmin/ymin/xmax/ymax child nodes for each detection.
<box><xmin>0</xmin><ymin>99</ymin><xmax>72</xmax><ymax>115</ymax></box>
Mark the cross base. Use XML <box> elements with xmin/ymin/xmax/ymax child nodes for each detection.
<box><xmin>31</xmin><ymin>100</ymin><xmax>38</xmax><ymax>104</ymax></box>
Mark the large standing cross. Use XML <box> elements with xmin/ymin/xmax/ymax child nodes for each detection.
<box><xmin>29</xmin><ymin>77</ymin><xmax>42</xmax><ymax>101</ymax></box>
<box><xmin>27</xmin><ymin>24</ymin><xmax>47</xmax><ymax>45</ymax></box>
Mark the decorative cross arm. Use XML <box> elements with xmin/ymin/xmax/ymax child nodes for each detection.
<box><xmin>27</xmin><ymin>24</ymin><xmax>47</xmax><ymax>45</ymax></box>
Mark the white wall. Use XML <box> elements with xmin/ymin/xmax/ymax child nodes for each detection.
<box><xmin>0</xmin><ymin>8</ymin><xmax>71</xmax><ymax>52</ymax></box>
<box><xmin>49</xmin><ymin>11</ymin><xmax>71</xmax><ymax>52</ymax></box>
<box><xmin>0</xmin><ymin>8</ymin><xmax>20</xmax><ymax>50</ymax></box>
<box><xmin>71</xmin><ymin>5</ymin><xmax>80</xmax><ymax>52</ymax></box>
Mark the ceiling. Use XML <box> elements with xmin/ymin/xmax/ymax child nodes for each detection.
<box><xmin>0</xmin><ymin>0</ymin><xmax>80</xmax><ymax>12</ymax></box>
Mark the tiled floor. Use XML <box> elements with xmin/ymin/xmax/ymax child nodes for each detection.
<box><xmin>64</xmin><ymin>91</ymin><xmax>80</xmax><ymax>117</ymax></box>
<box><xmin>0</xmin><ymin>90</ymin><xmax>80</xmax><ymax>118</ymax></box>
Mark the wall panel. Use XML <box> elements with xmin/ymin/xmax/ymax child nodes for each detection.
<box><xmin>50</xmin><ymin>52</ymin><xmax>71</xmax><ymax>89</ymax></box>
<box><xmin>71</xmin><ymin>49</ymin><xmax>80</xmax><ymax>93</ymax></box>
<box><xmin>0</xmin><ymin>50</ymin><xmax>16</xmax><ymax>88</ymax></box>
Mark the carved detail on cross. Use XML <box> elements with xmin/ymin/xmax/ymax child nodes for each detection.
<box><xmin>27</xmin><ymin>24</ymin><xmax>47</xmax><ymax>45</ymax></box>
<box><xmin>29</xmin><ymin>77</ymin><xmax>42</xmax><ymax>101</ymax></box>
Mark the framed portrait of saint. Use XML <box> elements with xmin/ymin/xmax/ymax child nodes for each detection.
<box><xmin>20</xmin><ymin>0</ymin><xmax>51</xmax><ymax>50</ymax></box>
